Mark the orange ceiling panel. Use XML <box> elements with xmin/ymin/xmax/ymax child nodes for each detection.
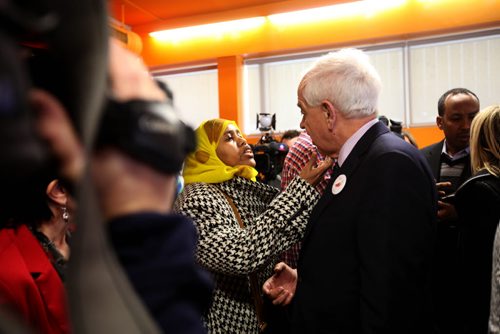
<box><xmin>109</xmin><ymin>0</ymin><xmax>285</xmax><ymax>26</ymax></box>
<box><xmin>108</xmin><ymin>0</ymin><xmax>354</xmax><ymax>30</ymax></box>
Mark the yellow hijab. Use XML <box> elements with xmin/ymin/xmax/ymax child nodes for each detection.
<box><xmin>183</xmin><ymin>119</ymin><xmax>258</xmax><ymax>184</ymax></box>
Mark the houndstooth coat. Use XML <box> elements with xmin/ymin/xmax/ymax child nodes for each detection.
<box><xmin>174</xmin><ymin>176</ymin><xmax>320</xmax><ymax>333</ymax></box>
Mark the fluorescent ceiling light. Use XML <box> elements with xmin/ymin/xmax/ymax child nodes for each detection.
<box><xmin>150</xmin><ymin>17</ymin><xmax>266</xmax><ymax>42</ymax></box>
<box><xmin>268</xmin><ymin>0</ymin><xmax>407</xmax><ymax>25</ymax></box>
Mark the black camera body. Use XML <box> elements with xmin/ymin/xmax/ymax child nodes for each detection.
<box><xmin>252</xmin><ymin>135</ymin><xmax>289</xmax><ymax>183</ymax></box>
<box><xmin>95</xmin><ymin>98</ymin><xmax>196</xmax><ymax>175</ymax></box>
<box><xmin>389</xmin><ymin>119</ymin><xmax>403</xmax><ymax>138</ymax></box>
<box><xmin>0</xmin><ymin>0</ymin><xmax>196</xmax><ymax>184</ymax></box>
<box><xmin>379</xmin><ymin>116</ymin><xmax>404</xmax><ymax>139</ymax></box>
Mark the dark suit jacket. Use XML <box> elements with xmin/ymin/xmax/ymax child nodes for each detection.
<box><xmin>292</xmin><ymin>122</ymin><xmax>437</xmax><ymax>334</ymax></box>
<box><xmin>420</xmin><ymin>140</ymin><xmax>472</xmax><ymax>185</ymax></box>
<box><xmin>0</xmin><ymin>225</ymin><xmax>70</xmax><ymax>334</ymax></box>
<box><xmin>421</xmin><ymin>140</ymin><xmax>472</xmax><ymax>334</ymax></box>
<box><xmin>455</xmin><ymin>171</ymin><xmax>500</xmax><ymax>333</ymax></box>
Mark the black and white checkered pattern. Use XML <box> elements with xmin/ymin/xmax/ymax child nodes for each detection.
<box><xmin>174</xmin><ymin>176</ymin><xmax>319</xmax><ymax>333</ymax></box>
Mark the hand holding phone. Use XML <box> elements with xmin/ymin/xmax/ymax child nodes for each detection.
<box><xmin>441</xmin><ymin>193</ymin><xmax>456</xmax><ymax>205</ymax></box>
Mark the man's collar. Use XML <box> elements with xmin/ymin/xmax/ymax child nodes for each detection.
<box><xmin>337</xmin><ymin>118</ymin><xmax>379</xmax><ymax>167</ymax></box>
<box><xmin>442</xmin><ymin>139</ymin><xmax>470</xmax><ymax>160</ymax></box>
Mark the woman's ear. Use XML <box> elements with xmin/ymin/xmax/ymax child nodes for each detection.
<box><xmin>46</xmin><ymin>179</ymin><xmax>67</xmax><ymax>206</ymax></box>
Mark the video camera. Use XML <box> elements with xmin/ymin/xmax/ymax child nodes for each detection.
<box><xmin>253</xmin><ymin>137</ymin><xmax>289</xmax><ymax>184</ymax></box>
<box><xmin>379</xmin><ymin>115</ymin><xmax>404</xmax><ymax>139</ymax></box>
<box><xmin>389</xmin><ymin>119</ymin><xmax>403</xmax><ymax>137</ymax></box>
<box><xmin>252</xmin><ymin>113</ymin><xmax>289</xmax><ymax>183</ymax></box>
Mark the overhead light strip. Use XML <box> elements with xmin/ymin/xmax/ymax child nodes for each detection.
<box><xmin>268</xmin><ymin>0</ymin><xmax>407</xmax><ymax>24</ymax></box>
<box><xmin>150</xmin><ymin>17</ymin><xmax>266</xmax><ymax>42</ymax></box>
<box><xmin>150</xmin><ymin>0</ymin><xmax>408</xmax><ymax>42</ymax></box>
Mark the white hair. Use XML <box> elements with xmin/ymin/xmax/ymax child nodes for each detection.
<box><xmin>299</xmin><ymin>48</ymin><xmax>382</xmax><ymax>119</ymax></box>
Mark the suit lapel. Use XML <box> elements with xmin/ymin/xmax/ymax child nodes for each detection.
<box><xmin>15</xmin><ymin>225</ymin><xmax>53</xmax><ymax>277</ymax></box>
<box><xmin>301</xmin><ymin>121</ymin><xmax>390</xmax><ymax>248</ymax></box>
<box><xmin>428</xmin><ymin>141</ymin><xmax>444</xmax><ymax>180</ymax></box>
<box><xmin>426</xmin><ymin>140</ymin><xmax>471</xmax><ymax>183</ymax></box>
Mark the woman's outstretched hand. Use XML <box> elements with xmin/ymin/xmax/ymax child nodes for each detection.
<box><xmin>299</xmin><ymin>152</ymin><xmax>334</xmax><ymax>186</ymax></box>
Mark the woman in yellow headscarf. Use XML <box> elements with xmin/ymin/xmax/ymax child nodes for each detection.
<box><xmin>174</xmin><ymin>118</ymin><xmax>331</xmax><ymax>333</ymax></box>
<box><xmin>182</xmin><ymin>119</ymin><xmax>259</xmax><ymax>184</ymax></box>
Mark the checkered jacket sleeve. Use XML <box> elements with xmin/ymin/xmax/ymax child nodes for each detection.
<box><xmin>174</xmin><ymin>177</ymin><xmax>320</xmax><ymax>276</ymax></box>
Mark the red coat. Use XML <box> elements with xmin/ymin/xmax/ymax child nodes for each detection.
<box><xmin>0</xmin><ymin>225</ymin><xmax>70</xmax><ymax>333</ymax></box>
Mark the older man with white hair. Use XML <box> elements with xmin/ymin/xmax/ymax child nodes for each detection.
<box><xmin>264</xmin><ymin>49</ymin><xmax>437</xmax><ymax>333</ymax></box>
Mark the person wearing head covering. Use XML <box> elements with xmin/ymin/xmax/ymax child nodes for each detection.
<box><xmin>174</xmin><ymin>118</ymin><xmax>331</xmax><ymax>333</ymax></box>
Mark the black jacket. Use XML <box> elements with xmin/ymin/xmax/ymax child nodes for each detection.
<box><xmin>421</xmin><ymin>140</ymin><xmax>472</xmax><ymax>334</ymax></box>
<box><xmin>420</xmin><ymin>140</ymin><xmax>472</xmax><ymax>185</ymax></box>
<box><xmin>108</xmin><ymin>213</ymin><xmax>213</xmax><ymax>334</ymax></box>
<box><xmin>292</xmin><ymin>122</ymin><xmax>437</xmax><ymax>333</ymax></box>
<box><xmin>455</xmin><ymin>170</ymin><xmax>500</xmax><ymax>334</ymax></box>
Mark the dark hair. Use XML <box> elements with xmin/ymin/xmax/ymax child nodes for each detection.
<box><xmin>437</xmin><ymin>88</ymin><xmax>479</xmax><ymax>116</ymax></box>
<box><xmin>281</xmin><ymin>129</ymin><xmax>301</xmax><ymax>142</ymax></box>
<box><xmin>0</xmin><ymin>172</ymin><xmax>55</xmax><ymax>229</ymax></box>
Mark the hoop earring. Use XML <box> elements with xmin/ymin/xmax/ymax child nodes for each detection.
<box><xmin>62</xmin><ymin>206</ymin><xmax>69</xmax><ymax>224</ymax></box>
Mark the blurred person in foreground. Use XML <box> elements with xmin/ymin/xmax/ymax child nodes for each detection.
<box><xmin>264</xmin><ymin>48</ymin><xmax>437</xmax><ymax>333</ymax></box>
<box><xmin>453</xmin><ymin>105</ymin><xmax>500</xmax><ymax>333</ymax></box>
<box><xmin>15</xmin><ymin>39</ymin><xmax>213</xmax><ymax>333</ymax></box>
<box><xmin>0</xmin><ymin>17</ymin><xmax>76</xmax><ymax>333</ymax></box>
<box><xmin>0</xmin><ymin>176</ymin><xmax>73</xmax><ymax>334</ymax></box>
<box><xmin>174</xmin><ymin>118</ymin><xmax>331</xmax><ymax>333</ymax></box>
<box><xmin>92</xmin><ymin>39</ymin><xmax>213</xmax><ymax>333</ymax></box>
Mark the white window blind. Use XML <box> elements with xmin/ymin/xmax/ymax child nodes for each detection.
<box><xmin>244</xmin><ymin>48</ymin><xmax>405</xmax><ymax>133</ymax></box>
<box><xmin>156</xmin><ymin>69</ymin><xmax>219</xmax><ymax>130</ymax></box>
<box><xmin>243</xmin><ymin>64</ymin><xmax>262</xmax><ymax>133</ymax></box>
<box><xmin>366</xmin><ymin>48</ymin><xmax>405</xmax><ymax>124</ymax></box>
<box><xmin>243</xmin><ymin>58</ymin><xmax>316</xmax><ymax>134</ymax></box>
<box><xmin>409</xmin><ymin>35</ymin><xmax>500</xmax><ymax>124</ymax></box>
